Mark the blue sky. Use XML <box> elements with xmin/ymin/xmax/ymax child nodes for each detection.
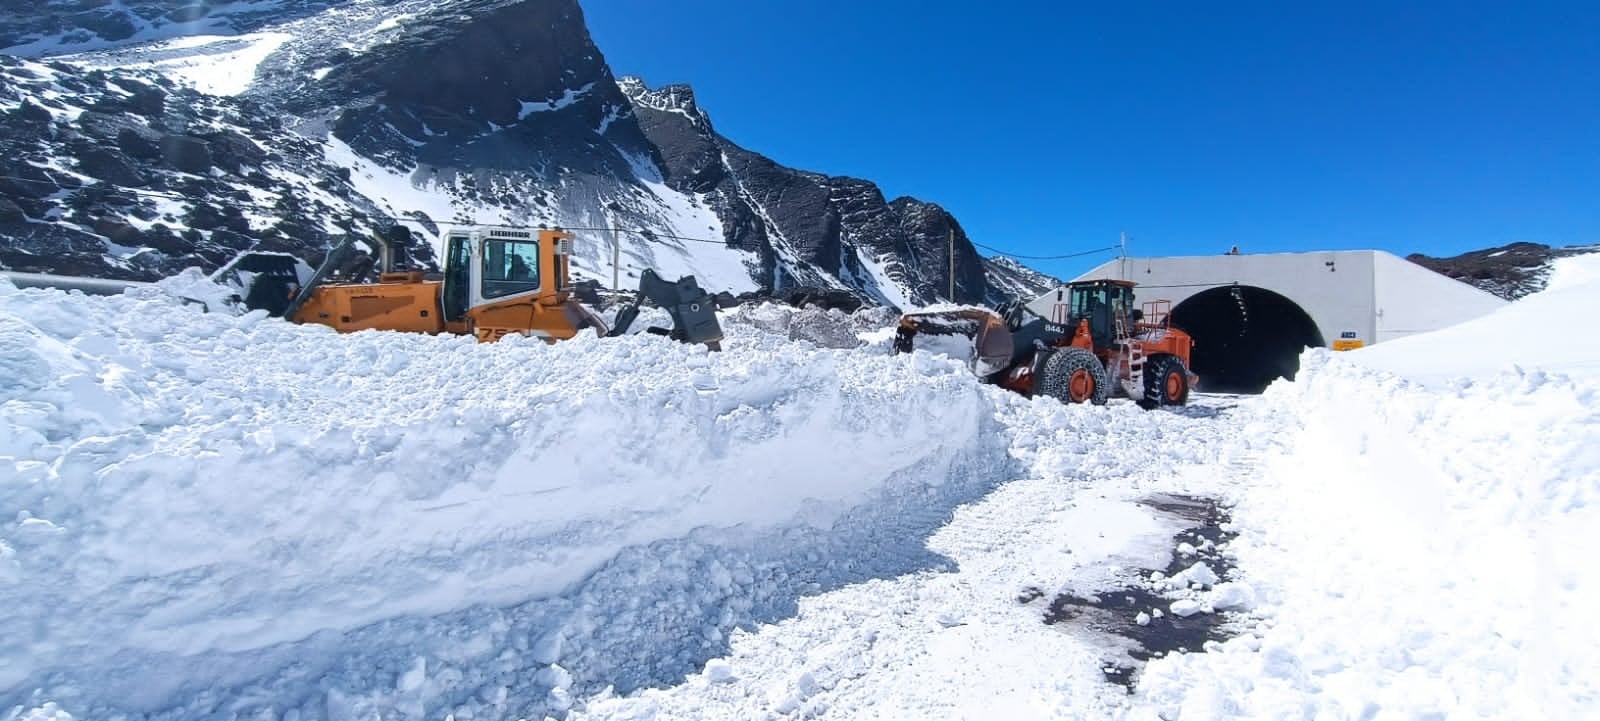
<box><xmin>580</xmin><ymin>1</ymin><xmax>1600</xmax><ymax>279</ymax></box>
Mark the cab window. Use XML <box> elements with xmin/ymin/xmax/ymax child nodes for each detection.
<box><xmin>1070</xmin><ymin>285</ymin><xmax>1108</xmax><ymax>319</ymax></box>
<box><xmin>482</xmin><ymin>239</ymin><xmax>539</xmax><ymax>298</ymax></box>
<box><xmin>442</xmin><ymin>235</ymin><xmax>471</xmax><ymax>319</ymax></box>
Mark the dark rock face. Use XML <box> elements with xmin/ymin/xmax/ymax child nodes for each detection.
<box><xmin>160</xmin><ymin>134</ymin><xmax>213</xmax><ymax>174</ymax></box>
<box><xmin>0</xmin><ymin>57</ymin><xmax>432</xmax><ymax>282</ymax></box>
<box><xmin>1407</xmin><ymin>242</ymin><xmax>1600</xmax><ymax>300</ymax></box>
<box><xmin>0</xmin><ymin>0</ymin><xmax>354</xmax><ymax>56</ymax></box>
<box><xmin>314</xmin><ymin>0</ymin><xmax>623</xmax><ymax>132</ymax></box>
<box><xmin>620</xmin><ymin>77</ymin><xmax>992</xmax><ymax>307</ymax></box>
<box><xmin>983</xmin><ymin>255</ymin><xmax>1063</xmax><ymax>307</ymax></box>
<box><xmin>76</xmin><ymin>146</ymin><xmax>148</xmax><ymax>186</ymax></box>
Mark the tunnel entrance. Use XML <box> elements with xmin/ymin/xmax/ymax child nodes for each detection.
<box><xmin>1169</xmin><ymin>285</ymin><xmax>1325</xmax><ymax>394</ymax></box>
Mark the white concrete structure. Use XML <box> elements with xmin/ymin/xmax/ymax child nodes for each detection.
<box><xmin>1025</xmin><ymin>249</ymin><xmax>1506</xmax><ymax>348</ymax></box>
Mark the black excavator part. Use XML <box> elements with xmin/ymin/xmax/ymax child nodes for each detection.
<box><xmin>608</xmin><ymin>268</ymin><xmax>724</xmax><ymax>350</ymax></box>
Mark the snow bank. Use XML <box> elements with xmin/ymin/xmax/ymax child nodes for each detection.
<box><xmin>571</xmin><ymin>394</ymin><xmax>1263</xmax><ymax>721</ymax></box>
<box><xmin>1348</xmin><ymin>253</ymin><xmax>1600</xmax><ymax>385</ymax></box>
<box><xmin>721</xmin><ymin>302</ymin><xmax>900</xmax><ymax>350</ymax></box>
<box><xmin>1130</xmin><ymin>347</ymin><xmax>1600</xmax><ymax>720</ymax></box>
<box><xmin>0</xmin><ymin>278</ymin><xmax>1009</xmax><ymax>718</ymax></box>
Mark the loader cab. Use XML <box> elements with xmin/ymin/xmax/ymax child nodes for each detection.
<box><xmin>440</xmin><ymin>226</ymin><xmax>575</xmax><ymax>322</ymax></box>
<box><xmin>1066</xmin><ymin>279</ymin><xmax>1136</xmax><ymax>349</ymax></box>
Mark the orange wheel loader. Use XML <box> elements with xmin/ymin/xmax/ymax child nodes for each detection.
<box><xmin>892</xmin><ymin>279</ymin><xmax>1197</xmax><ymax>408</ymax></box>
<box><xmin>212</xmin><ymin>224</ymin><xmax>724</xmax><ymax>349</ymax></box>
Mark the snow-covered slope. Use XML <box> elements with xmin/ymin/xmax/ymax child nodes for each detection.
<box><xmin>0</xmin><ymin>0</ymin><xmax>347</xmax><ymax>58</ymax></box>
<box><xmin>0</xmin><ymin>55</ymin><xmax>418</xmax><ymax>281</ymax></box>
<box><xmin>1406</xmin><ymin>241</ymin><xmax>1600</xmax><ymax>301</ymax></box>
<box><xmin>1347</xmin><ymin>253</ymin><xmax>1600</xmax><ymax>385</ymax></box>
<box><xmin>982</xmin><ymin>254</ymin><xmax>1063</xmax><ymax>307</ymax></box>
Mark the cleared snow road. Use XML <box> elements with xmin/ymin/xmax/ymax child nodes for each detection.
<box><xmin>571</xmin><ymin>393</ymin><xmax>1269</xmax><ymax>721</ymax></box>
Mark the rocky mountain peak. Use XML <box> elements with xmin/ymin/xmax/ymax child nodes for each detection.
<box><xmin>307</xmin><ymin>0</ymin><xmax>622</xmax><ymax>131</ymax></box>
<box><xmin>617</xmin><ymin>76</ymin><xmax>712</xmax><ymax>131</ymax></box>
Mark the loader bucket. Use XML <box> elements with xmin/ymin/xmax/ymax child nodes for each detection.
<box><xmin>892</xmin><ymin>308</ymin><xmax>1015</xmax><ymax>378</ymax></box>
<box><xmin>209</xmin><ymin>251</ymin><xmax>309</xmax><ymax>317</ymax></box>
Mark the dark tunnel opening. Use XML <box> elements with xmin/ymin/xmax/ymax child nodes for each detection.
<box><xmin>1169</xmin><ymin>285</ymin><xmax>1326</xmax><ymax>394</ymax></box>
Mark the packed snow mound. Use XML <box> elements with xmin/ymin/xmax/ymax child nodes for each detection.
<box><xmin>1348</xmin><ymin>253</ymin><xmax>1600</xmax><ymax>385</ymax></box>
<box><xmin>0</xmin><ymin>277</ymin><xmax>1011</xmax><ymax>718</ymax></box>
<box><xmin>721</xmin><ymin>302</ymin><xmax>901</xmax><ymax>349</ymax></box>
<box><xmin>1131</xmin><ymin>346</ymin><xmax>1600</xmax><ymax>720</ymax></box>
<box><xmin>1132</xmin><ymin>264</ymin><xmax>1600</xmax><ymax>719</ymax></box>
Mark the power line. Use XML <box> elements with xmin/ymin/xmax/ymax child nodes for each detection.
<box><xmin>552</xmin><ymin>226</ymin><xmax>734</xmax><ymax>245</ymax></box>
<box><xmin>971</xmin><ymin>242</ymin><xmax>1120</xmax><ymax>260</ymax></box>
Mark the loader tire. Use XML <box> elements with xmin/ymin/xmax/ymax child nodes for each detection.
<box><xmin>1144</xmin><ymin>354</ymin><xmax>1190</xmax><ymax>406</ymax></box>
<box><xmin>1039</xmin><ymin>347</ymin><xmax>1109</xmax><ymax>406</ymax></box>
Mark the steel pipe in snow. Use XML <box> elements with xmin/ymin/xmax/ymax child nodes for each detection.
<box><xmin>0</xmin><ymin>270</ymin><xmax>153</xmax><ymax>296</ymax></box>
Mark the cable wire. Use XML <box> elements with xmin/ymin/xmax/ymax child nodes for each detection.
<box><xmin>552</xmin><ymin>226</ymin><xmax>735</xmax><ymax>245</ymax></box>
<box><xmin>971</xmin><ymin>242</ymin><xmax>1119</xmax><ymax>260</ymax></box>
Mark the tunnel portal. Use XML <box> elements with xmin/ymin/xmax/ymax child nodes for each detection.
<box><xmin>1169</xmin><ymin>285</ymin><xmax>1325</xmax><ymax>394</ymax></box>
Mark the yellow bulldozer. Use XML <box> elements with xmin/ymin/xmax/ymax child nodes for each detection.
<box><xmin>213</xmin><ymin>223</ymin><xmax>725</xmax><ymax>348</ymax></box>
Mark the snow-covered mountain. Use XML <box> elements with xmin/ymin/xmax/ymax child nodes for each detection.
<box><xmin>0</xmin><ymin>54</ymin><xmax>431</xmax><ymax>280</ymax></box>
<box><xmin>981</xmin><ymin>254</ymin><xmax>1064</xmax><ymax>307</ymax></box>
<box><xmin>0</xmin><ymin>0</ymin><xmax>1060</xmax><ymax>307</ymax></box>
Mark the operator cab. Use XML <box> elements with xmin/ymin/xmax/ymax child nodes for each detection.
<box><xmin>440</xmin><ymin>226</ymin><xmax>574</xmax><ymax>322</ymax></box>
<box><xmin>1065</xmin><ymin>279</ymin><xmax>1137</xmax><ymax>348</ymax></box>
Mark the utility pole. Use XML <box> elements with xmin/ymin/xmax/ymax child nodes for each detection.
<box><xmin>603</xmin><ymin>202</ymin><xmax>622</xmax><ymax>300</ymax></box>
<box><xmin>948</xmin><ymin>226</ymin><xmax>956</xmax><ymax>302</ymax></box>
<box><xmin>1120</xmin><ymin>231</ymin><xmax>1128</xmax><ymax>280</ymax></box>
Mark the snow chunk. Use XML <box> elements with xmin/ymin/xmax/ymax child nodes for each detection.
<box><xmin>1169</xmin><ymin>599</ymin><xmax>1206</xmax><ymax>618</ymax></box>
<box><xmin>703</xmin><ymin>659</ymin><xmax>735</xmax><ymax>683</ymax></box>
<box><xmin>1207</xmin><ymin>582</ymin><xmax>1256</xmax><ymax>611</ymax></box>
<box><xmin>1172</xmin><ymin>561</ymin><xmax>1220</xmax><ymax>589</ymax></box>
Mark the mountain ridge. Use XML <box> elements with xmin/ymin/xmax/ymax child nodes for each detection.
<box><xmin>0</xmin><ymin>0</ymin><xmax>1063</xmax><ymax>309</ymax></box>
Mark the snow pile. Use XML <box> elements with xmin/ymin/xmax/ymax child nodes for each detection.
<box><xmin>0</xmin><ymin>278</ymin><xmax>1009</xmax><ymax>719</ymax></box>
<box><xmin>721</xmin><ymin>303</ymin><xmax>900</xmax><ymax>350</ymax></box>
<box><xmin>1348</xmin><ymin>253</ymin><xmax>1600</xmax><ymax>385</ymax></box>
<box><xmin>1130</xmin><ymin>358</ymin><xmax>1600</xmax><ymax>715</ymax></box>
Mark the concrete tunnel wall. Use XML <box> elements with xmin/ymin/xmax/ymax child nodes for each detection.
<box><xmin>1370</xmin><ymin>250</ymin><xmax>1507</xmax><ymax>343</ymax></box>
<box><xmin>1022</xmin><ymin>249</ymin><xmax>1507</xmax><ymax>392</ymax></box>
<box><xmin>1031</xmin><ymin>251</ymin><xmax>1381</xmax><ymax>348</ymax></box>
